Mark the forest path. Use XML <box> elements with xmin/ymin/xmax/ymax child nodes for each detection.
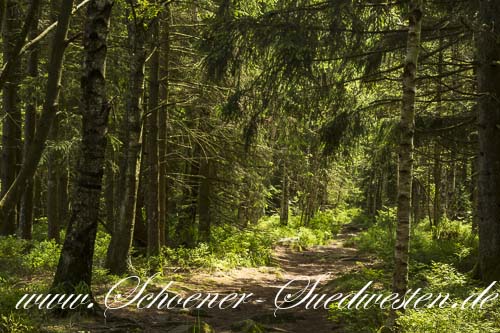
<box><xmin>178</xmin><ymin>225</ymin><xmax>368</xmax><ymax>333</ymax></box>
<box><xmin>78</xmin><ymin>224</ymin><xmax>371</xmax><ymax>333</ymax></box>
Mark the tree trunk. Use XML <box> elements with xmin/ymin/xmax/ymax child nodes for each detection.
<box><xmin>158</xmin><ymin>6</ymin><xmax>171</xmax><ymax>246</ymax></box>
<box><xmin>176</xmin><ymin>130</ymin><xmax>200</xmax><ymax>248</ymax></box>
<box><xmin>104</xmin><ymin>139</ymin><xmax>116</xmax><ymax>232</ymax></box>
<box><xmin>0</xmin><ymin>0</ymin><xmax>73</xmax><ymax>222</ymax></box>
<box><xmin>0</xmin><ymin>0</ymin><xmax>40</xmax><ymax>91</ymax></box>
<box><xmin>47</xmin><ymin>119</ymin><xmax>61</xmax><ymax>242</ymax></box>
<box><xmin>0</xmin><ymin>0</ymin><xmax>5</xmax><ymax>36</ymax></box>
<box><xmin>58</xmin><ymin>163</ymin><xmax>69</xmax><ymax>226</ymax></box>
<box><xmin>471</xmin><ymin>153</ymin><xmax>479</xmax><ymax>233</ymax></box>
<box><xmin>280</xmin><ymin>159</ymin><xmax>289</xmax><ymax>226</ymax></box>
<box><xmin>146</xmin><ymin>16</ymin><xmax>161</xmax><ymax>257</ymax></box>
<box><xmin>390</xmin><ymin>0</ymin><xmax>422</xmax><ymax>323</ymax></box>
<box><xmin>0</xmin><ymin>0</ymin><xmax>23</xmax><ymax>236</ymax></box>
<box><xmin>198</xmin><ymin>158</ymin><xmax>212</xmax><ymax>242</ymax></box>
<box><xmin>47</xmin><ymin>0</ymin><xmax>65</xmax><ymax>240</ymax></box>
<box><xmin>476</xmin><ymin>0</ymin><xmax>500</xmax><ymax>283</ymax></box>
<box><xmin>412</xmin><ymin>179</ymin><xmax>420</xmax><ymax>225</ymax></box>
<box><xmin>52</xmin><ymin>0</ymin><xmax>113</xmax><ymax>295</ymax></box>
<box><xmin>19</xmin><ymin>0</ymin><xmax>41</xmax><ymax>240</ymax></box>
<box><xmin>432</xmin><ymin>142</ymin><xmax>444</xmax><ymax>228</ymax></box>
<box><xmin>104</xmin><ymin>11</ymin><xmax>146</xmax><ymax>275</ymax></box>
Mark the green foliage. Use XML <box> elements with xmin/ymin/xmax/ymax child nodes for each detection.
<box><xmin>0</xmin><ymin>236</ymin><xmax>62</xmax><ymax>275</ymax></box>
<box><xmin>397</xmin><ymin>264</ymin><xmax>500</xmax><ymax>333</ymax></box>
<box><xmin>411</xmin><ymin>221</ymin><xmax>477</xmax><ymax>271</ymax></box>
<box><xmin>415</xmin><ymin>262</ymin><xmax>469</xmax><ymax>297</ymax></box>
<box><xmin>308</xmin><ymin>208</ymin><xmax>355</xmax><ymax>235</ymax></box>
<box><xmin>161</xmin><ymin>209</ymin><xmax>348</xmax><ymax>271</ymax></box>
<box><xmin>396</xmin><ymin>306</ymin><xmax>500</xmax><ymax>333</ymax></box>
<box><xmin>348</xmin><ymin>210</ymin><xmax>477</xmax><ymax>272</ymax></box>
<box><xmin>0</xmin><ymin>275</ymin><xmax>46</xmax><ymax>332</ymax></box>
<box><xmin>162</xmin><ymin>229</ymin><xmax>273</xmax><ymax>270</ymax></box>
<box><xmin>346</xmin><ymin>207</ymin><xmax>396</xmax><ymax>260</ymax></box>
<box><xmin>0</xmin><ymin>237</ymin><xmax>28</xmax><ymax>278</ymax></box>
<box><xmin>327</xmin><ymin>267</ymin><xmax>389</xmax><ymax>332</ymax></box>
<box><xmin>0</xmin><ymin>312</ymin><xmax>34</xmax><ymax>333</ymax></box>
<box><xmin>330</xmin><ymin>210</ymin><xmax>489</xmax><ymax>332</ymax></box>
<box><xmin>24</xmin><ymin>240</ymin><xmax>61</xmax><ymax>271</ymax></box>
<box><xmin>93</xmin><ymin>230</ymin><xmax>111</xmax><ymax>267</ymax></box>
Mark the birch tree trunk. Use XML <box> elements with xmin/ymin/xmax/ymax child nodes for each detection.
<box><xmin>52</xmin><ymin>0</ymin><xmax>113</xmax><ymax>294</ymax></box>
<box><xmin>476</xmin><ymin>0</ymin><xmax>500</xmax><ymax>283</ymax></box>
<box><xmin>390</xmin><ymin>0</ymin><xmax>423</xmax><ymax>324</ymax></box>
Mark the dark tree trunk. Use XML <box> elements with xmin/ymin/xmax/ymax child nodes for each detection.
<box><xmin>146</xmin><ymin>16</ymin><xmax>161</xmax><ymax>257</ymax></box>
<box><xmin>0</xmin><ymin>0</ymin><xmax>40</xmax><ymax>91</ymax></box>
<box><xmin>1</xmin><ymin>0</ymin><xmax>23</xmax><ymax>236</ymax></box>
<box><xmin>176</xmin><ymin>126</ymin><xmax>200</xmax><ymax>248</ymax></box>
<box><xmin>476</xmin><ymin>0</ymin><xmax>500</xmax><ymax>283</ymax></box>
<box><xmin>198</xmin><ymin>158</ymin><xmax>212</xmax><ymax>242</ymax></box>
<box><xmin>280</xmin><ymin>160</ymin><xmax>289</xmax><ymax>226</ymax></box>
<box><xmin>19</xmin><ymin>0</ymin><xmax>41</xmax><ymax>240</ymax></box>
<box><xmin>58</xmin><ymin>164</ymin><xmax>69</xmax><ymax>226</ymax></box>
<box><xmin>471</xmin><ymin>153</ymin><xmax>479</xmax><ymax>233</ymax></box>
<box><xmin>33</xmin><ymin>173</ymin><xmax>43</xmax><ymax>219</ymax></box>
<box><xmin>47</xmin><ymin>119</ymin><xmax>61</xmax><ymax>242</ymax></box>
<box><xmin>52</xmin><ymin>0</ymin><xmax>113</xmax><ymax>294</ymax></box>
<box><xmin>104</xmin><ymin>141</ymin><xmax>116</xmax><ymax>232</ymax></box>
<box><xmin>432</xmin><ymin>142</ymin><xmax>445</xmax><ymax>227</ymax></box>
<box><xmin>412</xmin><ymin>179</ymin><xmax>421</xmax><ymax>224</ymax></box>
<box><xmin>0</xmin><ymin>0</ymin><xmax>5</xmax><ymax>36</ymax></box>
<box><xmin>0</xmin><ymin>0</ymin><xmax>73</xmax><ymax>221</ymax></box>
<box><xmin>158</xmin><ymin>6</ymin><xmax>171</xmax><ymax>246</ymax></box>
<box><xmin>105</xmin><ymin>10</ymin><xmax>146</xmax><ymax>274</ymax></box>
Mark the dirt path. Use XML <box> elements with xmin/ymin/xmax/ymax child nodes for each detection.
<box><xmin>76</xmin><ymin>226</ymin><xmax>369</xmax><ymax>333</ymax></box>
<box><xmin>181</xmin><ymin>231</ymin><xmax>365</xmax><ymax>332</ymax></box>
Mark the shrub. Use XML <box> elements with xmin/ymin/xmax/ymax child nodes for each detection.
<box><xmin>24</xmin><ymin>240</ymin><xmax>61</xmax><ymax>271</ymax></box>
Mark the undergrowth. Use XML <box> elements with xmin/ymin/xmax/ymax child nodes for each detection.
<box><xmin>159</xmin><ymin>208</ymin><xmax>357</xmax><ymax>271</ymax></box>
<box><xmin>0</xmin><ymin>208</ymin><xmax>355</xmax><ymax>332</ymax></box>
<box><xmin>329</xmin><ymin>207</ymin><xmax>497</xmax><ymax>333</ymax></box>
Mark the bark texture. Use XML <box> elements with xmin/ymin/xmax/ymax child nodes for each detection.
<box><xmin>52</xmin><ymin>0</ymin><xmax>113</xmax><ymax>293</ymax></box>
<box><xmin>158</xmin><ymin>7</ymin><xmax>171</xmax><ymax>246</ymax></box>
<box><xmin>146</xmin><ymin>16</ymin><xmax>161</xmax><ymax>257</ymax></box>
<box><xmin>477</xmin><ymin>0</ymin><xmax>500</xmax><ymax>283</ymax></box>
<box><xmin>392</xmin><ymin>0</ymin><xmax>423</xmax><ymax>304</ymax></box>
<box><xmin>104</xmin><ymin>10</ymin><xmax>146</xmax><ymax>275</ymax></box>
<box><xmin>0</xmin><ymin>0</ymin><xmax>73</xmax><ymax>222</ymax></box>
<box><xmin>19</xmin><ymin>0</ymin><xmax>41</xmax><ymax>239</ymax></box>
<box><xmin>1</xmin><ymin>0</ymin><xmax>23</xmax><ymax>235</ymax></box>
<box><xmin>198</xmin><ymin>158</ymin><xmax>212</xmax><ymax>242</ymax></box>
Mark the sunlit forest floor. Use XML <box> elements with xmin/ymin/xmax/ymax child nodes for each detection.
<box><xmin>72</xmin><ymin>225</ymin><xmax>367</xmax><ymax>332</ymax></box>
<box><xmin>2</xmin><ymin>208</ymin><xmax>500</xmax><ymax>332</ymax></box>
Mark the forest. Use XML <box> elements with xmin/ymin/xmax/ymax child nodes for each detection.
<box><xmin>1</xmin><ymin>0</ymin><xmax>500</xmax><ymax>332</ymax></box>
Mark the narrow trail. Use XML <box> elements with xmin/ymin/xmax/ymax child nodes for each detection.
<box><xmin>78</xmin><ymin>225</ymin><xmax>372</xmax><ymax>332</ymax></box>
<box><xmin>180</xmin><ymin>226</ymin><xmax>368</xmax><ymax>333</ymax></box>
